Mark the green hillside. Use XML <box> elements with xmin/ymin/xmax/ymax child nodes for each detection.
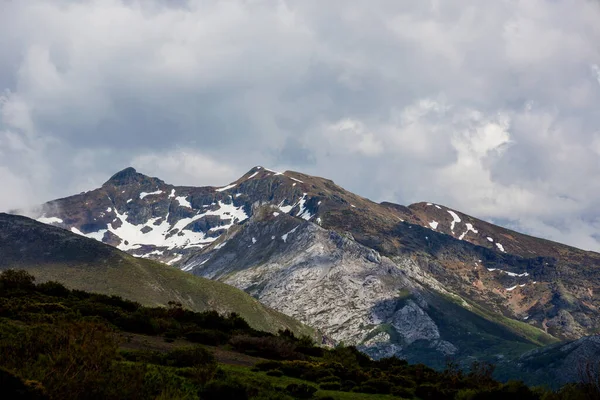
<box><xmin>0</xmin><ymin>213</ymin><xmax>312</xmax><ymax>337</ymax></box>
<box><xmin>4</xmin><ymin>269</ymin><xmax>594</xmax><ymax>400</ymax></box>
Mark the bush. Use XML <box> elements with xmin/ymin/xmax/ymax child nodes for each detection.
<box><xmin>323</xmin><ymin>346</ymin><xmax>372</xmax><ymax>370</ymax></box>
<box><xmin>254</xmin><ymin>360</ymin><xmax>283</xmax><ymax>371</ymax></box>
<box><xmin>391</xmin><ymin>385</ymin><xmax>415</xmax><ymax>398</ymax></box>
<box><xmin>0</xmin><ymin>269</ymin><xmax>36</xmax><ymax>292</ymax></box>
<box><xmin>164</xmin><ymin>346</ymin><xmax>216</xmax><ymax>368</ymax></box>
<box><xmin>266</xmin><ymin>370</ymin><xmax>284</xmax><ymax>377</ymax></box>
<box><xmin>285</xmin><ymin>383</ymin><xmax>318</xmax><ymax>398</ymax></box>
<box><xmin>229</xmin><ymin>335</ymin><xmax>302</xmax><ymax>360</ymax></box>
<box><xmin>37</xmin><ymin>281</ymin><xmax>70</xmax><ymax>297</ymax></box>
<box><xmin>415</xmin><ymin>383</ymin><xmax>451</xmax><ymax>400</ymax></box>
<box><xmin>202</xmin><ymin>378</ymin><xmax>248</xmax><ymax>400</ymax></box>
<box><xmin>356</xmin><ymin>379</ymin><xmax>392</xmax><ymax>394</ymax></box>
<box><xmin>319</xmin><ymin>382</ymin><xmax>341</xmax><ymax>390</ymax></box>
<box><xmin>317</xmin><ymin>375</ymin><xmax>341</xmax><ymax>384</ymax></box>
<box><xmin>185</xmin><ymin>329</ymin><xmax>229</xmax><ymax>346</ymax></box>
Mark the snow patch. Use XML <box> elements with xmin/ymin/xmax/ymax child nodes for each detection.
<box><xmin>175</xmin><ymin>196</ymin><xmax>192</xmax><ymax>208</ymax></box>
<box><xmin>495</xmin><ymin>243</ymin><xmax>505</xmax><ymax>252</ymax></box>
<box><xmin>281</xmin><ymin>226</ymin><xmax>299</xmax><ymax>243</ymax></box>
<box><xmin>37</xmin><ymin>216</ymin><xmax>63</xmax><ymax>224</ymax></box>
<box><xmin>273</xmin><ymin>212</ymin><xmax>280</xmax><ymax>217</ymax></box>
<box><xmin>215</xmin><ymin>183</ymin><xmax>237</xmax><ymax>192</ymax></box>
<box><xmin>167</xmin><ymin>254</ymin><xmax>183</xmax><ymax>265</ymax></box>
<box><xmin>127</xmin><ymin>199</ymin><xmax>133</xmax><ymax>203</ymax></box>
<box><xmin>428</xmin><ymin>221</ymin><xmax>438</xmax><ymax>230</ymax></box>
<box><xmin>70</xmin><ymin>227</ymin><xmax>107</xmax><ymax>242</ymax></box>
<box><xmin>140</xmin><ymin>250</ymin><xmax>164</xmax><ymax>259</ymax></box>
<box><xmin>169</xmin><ymin>189</ymin><xmax>176</xmax><ymax>198</ymax></box>
<box><xmin>140</xmin><ymin>190</ymin><xmax>163</xmax><ymax>199</ymax></box>
<box><xmin>458</xmin><ymin>223</ymin><xmax>478</xmax><ymax>240</ymax></box>
<box><xmin>447</xmin><ymin>210</ymin><xmax>461</xmax><ymax>232</ymax></box>
<box><xmin>252</xmin><ymin>237</ymin><xmax>257</xmax><ymax>244</ymax></box>
<box><xmin>487</xmin><ymin>237</ymin><xmax>494</xmax><ymax>242</ymax></box>
<box><xmin>279</xmin><ymin>193</ymin><xmax>313</xmax><ymax>220</ymax></box>
<box><xmin>297</xmin><ymin>194</ymin><xmax>313</xmax><ymax>220</ymax></box>
<box><xmin>214</xmin><ymin>241</ymin><xmax>227</xmax><ymax>250</ymax></box>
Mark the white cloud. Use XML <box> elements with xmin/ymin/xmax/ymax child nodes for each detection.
<box><xmin>321</xmin><ymin>119</ymin><xmax>384</xmax><ymax>156</ymax></box>
<box><xmin>131</xmin><ymin>150</ymin><xmax>238</xmax><ymax>187</ymax></box>
<box><xmin>1</xmin><ymin>0</ymin><xmax>600</xmax><ymax>250</ymax></box>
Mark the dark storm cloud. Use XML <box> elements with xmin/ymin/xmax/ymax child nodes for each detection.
<box><xmin>1</xmin><ymin>0</ymin><xmax>600</xmax><ymax>250</ymax></box>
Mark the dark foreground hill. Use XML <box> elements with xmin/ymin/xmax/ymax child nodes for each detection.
<box><xmin>1</xmin><ymin>269</ymin><xmax>598</xmax><ymax>400</ymax></box>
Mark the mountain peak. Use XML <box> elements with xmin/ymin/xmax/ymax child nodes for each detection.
<box><xmin>103</xmin><ymin>167</ymin><xmax>153</xmax><ymax>187</ymax></box>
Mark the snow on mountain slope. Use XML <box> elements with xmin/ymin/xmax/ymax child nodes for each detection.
<box><xmin>32</xmin><ymin>166</ymin><xmax>321</xmax><ymax>264</ymax></box>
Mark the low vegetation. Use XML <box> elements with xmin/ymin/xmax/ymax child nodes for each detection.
<box><xmin>0</xmin><ymin>269</ymin><xmax>598</xmax><ymax>400</ymax></box>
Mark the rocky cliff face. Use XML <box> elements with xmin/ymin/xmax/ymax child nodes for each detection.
<box><xmin>30</xmin><ymin>166</ymin><xmax>600</xmax><ymax>358</ymax></box>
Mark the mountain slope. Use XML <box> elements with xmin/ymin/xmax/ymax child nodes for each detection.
<box><xmin>182</xmin><ymin>206</ymin><xmax>555</xmax><ymax>366</ymax></box>
<box><xmin>30</xmin><ymin>166</ymin><xmax>600</xmax><ymax>347</ymax></box>
<box><xmin>496</xmin><ymin>334</ymin><xmax>600</xmax><ymax>389</ymax></box>
<box><xmin>0</xmin><ymin>213</ymin><xmax>313</xmax><ymax>336</ymax></box>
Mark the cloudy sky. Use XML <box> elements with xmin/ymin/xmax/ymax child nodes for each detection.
<box><xmin>1</xmin><ymin>0</ymin><xmax>600</xmax><ymax>250</ymax></box>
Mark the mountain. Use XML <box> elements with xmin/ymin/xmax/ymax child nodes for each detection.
<box><xmin>29</xmin><ymin>166</ymin><xmax>600</xmax><ymax>364</ymax></box>
<box><xmin>0</xmin><ymin>212</ymin><xmax>313</xmax><ymax>337</ymax></box>
<box><xmin>497</xmin><ymin>334</ymin><xmax>600</xmax><ymax>389</ymax></box>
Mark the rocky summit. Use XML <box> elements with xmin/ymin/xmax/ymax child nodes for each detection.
<box><xmin>31</xmin><ymin>166</ymin><xmax>600</xmax><ymax>365</ymax></box>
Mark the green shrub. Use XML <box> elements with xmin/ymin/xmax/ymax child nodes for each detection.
<box><xmin>266</xmin><ymin>370</ymin><xmax>284</xmax><ymax>377</ymax></box>
<box><xmin>37</xmin><ymin>281</ymin><xmax>70</xmax><ymax>297</ymax></box>
<box><xmin>359</xmin><ymin>378</ymin><xmax>392</xmax><ymax>394</ymax></box>
<box><xmin>164</xmin><ymin>346</ymin><xmax>216</xmax><ymax>368</ymax></box>
<box><xmin>201</xmin><ymin>378</ymin><xmax>248</xmax><ymax>400</ymax></box>
<box><xmin>340</xmin><ymin>380</ymin><xmax>357</xmax><ymax>391</ymax></box>
<box><xmin>185</xmin><ymin>329</ymin><xmax>229</xmax><ymax>346</ymax></box>
<box><xmin>254</xmin><ymin>361</ymin><xmax>283</xmax><ymax>371</ymax></box>
<box><xmin>319</xmin><ymin>382</ymin><xmax>341</xmax><ymax>390</ymax></box>
<box><xmin>229</xmin><ymin>335</ymin><xmax>303</xmax><ymax>360</ymax></box>
<box><xmin>0</xmin><ymin>269</ymin><xmax>36</xmax><ymax>292</ymax></box>
<box><xmin>391</xmin><ymin>385</ymin><xmax>415</xmax><ymax>398</ymax></box>
<box><xmin>415</xmin><ymin>383</ymin><xmax>451</xmax><ymax>400</ymax></box>
<box><xmin>285</xmin><ymin>383</ymin><xmax>318</xmax><ymax>398</ymax></box>
<box><xmin>317</xmin><ymin>375</ymin><xmax>340</xmax><ymax>384</ymax></box>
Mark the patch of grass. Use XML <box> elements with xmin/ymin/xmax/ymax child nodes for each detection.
<box><xmin>220</xmin><ymin>365</ymin><xmax>399</xmax><ymax>400</ymax></box>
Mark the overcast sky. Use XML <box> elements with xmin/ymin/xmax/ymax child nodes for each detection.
<box><xmin>1</xmin><ymin>0</ymin><xmax>600</xmax><ymax>250</ymax></box>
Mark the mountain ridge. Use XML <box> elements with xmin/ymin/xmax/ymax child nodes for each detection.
<box><xmin>25</xmin><ymin>165</ymin><xmax>600</xmax><ymax>363</ymax></box>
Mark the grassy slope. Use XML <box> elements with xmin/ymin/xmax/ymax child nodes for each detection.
<box><xmin>20</xmin><ymin>260</ymin><xmax>313</xmax><ymax>337</ymax></box>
